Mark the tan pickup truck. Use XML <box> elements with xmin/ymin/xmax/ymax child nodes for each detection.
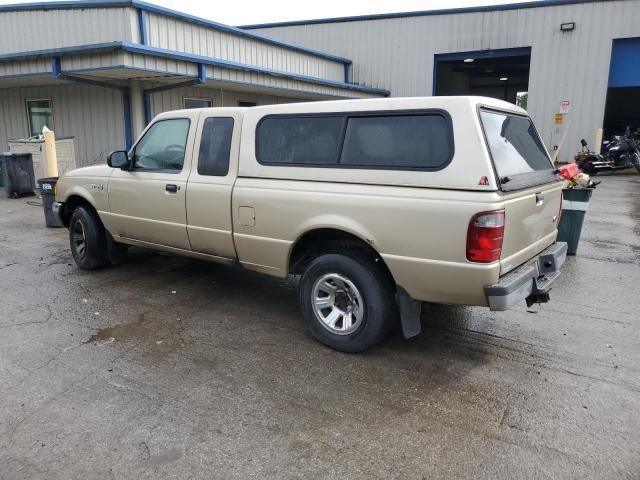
<box><xmin>53</xmin><ymin>96</ymin><xmax>567</xmax><ymax>352</ymax></box>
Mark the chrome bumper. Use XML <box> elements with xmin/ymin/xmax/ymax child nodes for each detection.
<box><xmin>52</xmin><ymin>201</ymin><xmax>64</xmax><ymax>226</ymax></box>
<box><xmin>484</xmin><ymin>242</ymin><xmax>568</xmax><ymax>311</ymax></box>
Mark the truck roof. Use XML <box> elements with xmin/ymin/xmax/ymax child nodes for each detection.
<box><xmin>156</xmin><ymin>96</ymin><xmax>526</xmax><ymax>118</ymax></box>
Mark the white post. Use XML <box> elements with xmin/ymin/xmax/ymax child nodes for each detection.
<box><xmin>42</xmin><ymin>128</ymin><xmax>58</xmax><ymax>177</ymax></box>
<box><xmin>594</xmin><ymin>128</ymin><xmax>603</xmax><ymax>154</ymax></box>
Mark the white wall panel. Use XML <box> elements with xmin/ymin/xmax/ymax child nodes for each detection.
<box><xmin>145</xmin><ymin>12</ymin><xmax>345</xmax><ymax>82</ymax></box>
<box><xmin>0</xmin><ymin>8</ymin><xmax>137</xmax><ymax>55</ymax></box>
<box><xmin>249</xmin><ymin>0</ymin><xmax>640</xmax><ymax>160</ymax></box>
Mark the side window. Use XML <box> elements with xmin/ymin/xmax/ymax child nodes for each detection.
<box><xmin>256</xmin><ymin>116</ymin><xmax>343</xmax><ymax>165</ymax></box>
<box><xmin>197</xmin><ymin>117</ymin><xmax>234</xmax><ymax>176</ymax></box>
<box><xmin>339</xmin><ymin>114</ymin><xmax>452</xmax><ymax>169</ymax></box>
<box><xmin>26</xmin><ymin>99</ymin><xmax>53</xmax><ymax>137</ymax></box>
<box><xmin>133</xmin><ymin>118</ymin><xmax>190</xmax><ymax>172</ymax></box>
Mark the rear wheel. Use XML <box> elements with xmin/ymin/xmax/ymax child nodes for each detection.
<box><xmin>69</xmin><ymin>207</ymin><xmax>108</xmax><ymax>270</ymax></box>
<box><xmin>299</xmin><ymin>252</ymin><xmax>395</xmax><ymax>352</ymax></box>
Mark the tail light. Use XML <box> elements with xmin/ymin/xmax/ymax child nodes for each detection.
<box><xmin>466</xmin><ymin>209</ymin><xmax>505</xmax><ymax>263</ymax></box>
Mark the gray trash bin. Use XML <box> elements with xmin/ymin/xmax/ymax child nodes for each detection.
<box><xmin>0</xmin><ymin>153</ymin><xmax>35</xmax><ymax>198</ymax></box>
<box><xmin>557</xmin><ymin>188</ymin><xmax>593</xmax><ymax>255</ymax></box>
<box><xmin>38</xmin><ymin>177</ymin><xmax>63</xmax><ymax>228</ymax></box>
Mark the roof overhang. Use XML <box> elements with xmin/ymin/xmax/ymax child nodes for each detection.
<box><xmin>0</xmin><ymin>42</ymin><xmax>389</xmax><ymax>98</ymax></box>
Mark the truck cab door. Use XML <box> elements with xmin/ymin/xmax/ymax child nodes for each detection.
<box><xmin>106</xmin><ymin>114</ymin><xmax>198</xmax><ymax>250</ymax></box>
<box><xmin>185</xmin><ymin>112</ymin><xmax>241</xmax><ymax>259</ymax></box>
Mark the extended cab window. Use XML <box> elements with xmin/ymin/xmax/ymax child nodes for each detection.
<box><xmin>256</xmin><ymin>112</ymin><xmax>452</xmax><ymax>170</ymax></box>
<box><xmin>198</xmin><ymin>117</ymin><xmax>234</xmax><ymax>176</ymax></box>
<box><xmin>339</xmin><ymin>114</ymin><xmax>451</xmax><ymax>169</ymax></box>
<box><xmin>480</xmin><ymin>110</ymin><xmax>555</xmax><ymax>190</ymax></box>
<box><xmin>256</xmin><ymin>116</ymin><xmax>343</xmax><ymax>165</ymax></box>
<box><xmin>133</xmin><ymin>118</ymin><xmax>190</xmax><ymax>172</ymax></box>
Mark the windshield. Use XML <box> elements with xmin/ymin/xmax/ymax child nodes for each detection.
<box><xmin>480</xmin><ymin>110</ymin><xmax>553</xmax><ymax>179</ymax></box>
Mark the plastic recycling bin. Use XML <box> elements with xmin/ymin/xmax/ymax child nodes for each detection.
<box><xmin>38</xmin><ymin>177</ymin><xmax>63</xmax><ymax>228</ymax></box>
<box><xmin>0</xmin><ymin>153</ymin><xmax>35</xmax><ymax>198</ymax></box>
<box><xmin>557</xmin><ymin>188</ymin><xmax>593</xmax><ymax>255</ymax></box>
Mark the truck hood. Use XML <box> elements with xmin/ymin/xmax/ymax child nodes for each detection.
<box><xmin>62</xmin><ymin>164</ymin><xmax>113</xmax><ymax>178</ymax></box>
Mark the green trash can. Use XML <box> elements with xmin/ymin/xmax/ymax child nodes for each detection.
<box><xmin>557</xmin><ymin>188</ymin><xmax>593</xmax><ymax>255</ymax></box>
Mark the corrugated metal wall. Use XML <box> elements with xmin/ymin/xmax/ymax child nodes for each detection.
<box><xmin>149</xmin><ymin>85</ymin><xmax>299</xmax><ymax>115</ymax></box>
<box><xmin>0</xmin><ymin>84</ymin><xmax>125</xmax><ymax>166</ymax></box>
<box><xmin>0</xmin><ymin>7</ymin><xmax>137</xmax><ymax>54</ymax></box>
<box><xmin>249</xmin><ymin>0</ymin><xmax>640</xmax><ymax>160</ymax></box>
<box><xmin>0</xmin><ymin>83</ymin><xmax>304</xmax><ymax>167</ymax></box>
<box><xmin>144</xmin><ymin>12</ymin><xmax>346</xmax><ymax>82</ymax></box>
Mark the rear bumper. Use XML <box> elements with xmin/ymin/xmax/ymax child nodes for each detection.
<box><xmin>484</xmin><ymin>242</ymin><xmax>567</xmax><ymax>311</ymax></box>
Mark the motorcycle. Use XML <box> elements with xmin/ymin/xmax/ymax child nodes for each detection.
<box><xmin>575</xmin><ymin>132</ymin><xmax>640</xmax><ymax>175</ymax></box>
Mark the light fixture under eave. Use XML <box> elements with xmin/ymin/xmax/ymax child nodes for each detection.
<box><xmin>560</xmin><ymin>22</ymin><xmax>576</xmax><ymax>31</ymax></box>
<box><xmin>500</xmin><ymin>77</ymin><xmax>509</xmax><ymax>81</ymax></box>
<box><xmin>463</xmin><ymin>58</ymin><xmax>475</xmax><ymax>63</ymax></box>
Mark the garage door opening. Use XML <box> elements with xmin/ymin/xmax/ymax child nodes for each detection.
<box><xmin>603</xmin><ymin>38</ymin><xmax>640</xmax><ymax>139</ymax></box>
<box><xmin>434</xmin><ymin>47</ymin><xmax>531</xmax><ymax>106</ymax></box>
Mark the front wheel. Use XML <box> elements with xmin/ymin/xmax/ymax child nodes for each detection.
<box><xmin>299</xmin><ymin>252</ymin><xmax>395</xmax><ymax>352</ymax></box>
<box><xmin>69</xmin><ymin>206</ymin><xmax>108</xmax><ymax>270</ymax></box>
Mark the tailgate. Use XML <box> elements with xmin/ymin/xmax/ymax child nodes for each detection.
<box><xmin>479</xmin><ymin>108</ymin><xmax>562</xmax><ymax>274</ymax></box>
<box><xmin>501</xmin><ymin>183</ymin><xmax>561</xmax><ymax>273</ymax></box>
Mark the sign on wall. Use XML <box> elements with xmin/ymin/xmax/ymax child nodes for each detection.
<box><xmin>560</xmin><ymin>100</ymin><xmax>570</xmax><ymax>114</ymax></box>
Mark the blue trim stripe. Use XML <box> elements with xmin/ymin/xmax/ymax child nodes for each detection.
<box><xmin>434</xmin><ymin>46</ymin><xmax>531</xmax><ymax>62</ymax></box>
<box><xmin>240</xmin><ymin>0</ymin><xmax>605</xmax><ymax>29</ymax></box>
<box><xmin>197</xmin><ymin>63</ymin><xmax>206</xmax><ymax>83</ymax></box>
<box><xmin>0</xmin><ymin>41</ymin><xmax>388</xmax><ymax>96</ymax></box>
<box><xmin>0</xmin><ymin>0</ymin><xmax>352</xmax><ymax>65</ymax></box>
<box><xmin>137</xmin><ymin>8</ymin><xmax>148</xmax><ymax>45</ymax></box>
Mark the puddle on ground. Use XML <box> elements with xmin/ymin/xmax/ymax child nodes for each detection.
<box><xmin>84</xmin><ymin>312</ymin><xmax>189</xmax><ymax>362</ymax></box>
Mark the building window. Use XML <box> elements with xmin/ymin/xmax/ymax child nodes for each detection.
<box><xmin>183</xmin><ymin>98</ymin><xmax>212</xmax><ymax>109</ymax></box>
<box><xmin>238</xmin><ymin>101</ymin><xmax>257</xmax><ymax>107</ymax></box>
<box><xmin>26</xmin><ymin>99</ymin><xmax>53</xmax><ymax>137</ymax></box>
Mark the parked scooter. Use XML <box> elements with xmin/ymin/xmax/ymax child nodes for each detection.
<box><xmin>575</xmin><ymin>133</ymin><xmax>640</xmax><ymax>175</ymax></box>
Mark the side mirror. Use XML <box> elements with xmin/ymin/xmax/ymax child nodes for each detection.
<box><xmin>107</xmin><ymin>150</ymin><xmax>130</xmax><ymax>170</ymax></box>
<box><xmin>580</xmin><ymin>139</ymin><xmax>587</xmax><ymax>147</ymax></box>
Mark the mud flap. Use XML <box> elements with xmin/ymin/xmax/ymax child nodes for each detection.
<box><xmin>396</xmin><ymin>287</ymin><xmax>422</xmax><ymax>338</ymax></box>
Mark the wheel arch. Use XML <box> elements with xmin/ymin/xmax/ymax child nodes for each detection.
<box><xmin>288</xmin><ymin>227</ymin><xmax>396</xmax><ymax>289</ymax></box>
<box><xmin>60</xmin><ymin>193</ymin><xmax>99</xmax><ymax>228</ymax></box>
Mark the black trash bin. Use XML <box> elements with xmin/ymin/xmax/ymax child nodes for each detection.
<box><xmin>0</xmin><ymin>153</ymin><xmax>35</xmax><ymax>198</ymax></box>
<box><xmin>38</xmin><ymin>177</ymin><xmax>63</xmax><ymax>228</ymax></box>
<box><xmin>557</xmin><ymin>188</ymin><xmax>593</xmax><ymax>255</ymax></box>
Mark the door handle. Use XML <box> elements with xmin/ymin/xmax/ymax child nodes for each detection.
<box><xmin>535</xmin><ymin>192</ymin><xmax>544</xmax><ymax>205</ymax></box>
<box><xmin>165</xmin><ymin>184</ymin><xmax>179</xmax><ymax>193</ymax></box>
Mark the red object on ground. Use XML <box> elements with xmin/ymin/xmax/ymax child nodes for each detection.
<box><xmin>557</xmin><ymin>163</ymin><xmax>580</xmax><ymax>180</ymax></box>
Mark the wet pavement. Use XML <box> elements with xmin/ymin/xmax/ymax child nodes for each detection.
<box><xmin>1</xmin><ymin>174</ymin><xmax>639</xmax><ymax>479</ymax></box>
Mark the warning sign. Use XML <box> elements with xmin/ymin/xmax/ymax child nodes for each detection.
<box><xmin>554</xmin><ymin>113</ymin><xmax>564</xmax><ymax>125</ymax></box>
<box><xmin>560</xmin><ymin>100</ymin><xmax>570</xmax><ymax>114</ymax></box>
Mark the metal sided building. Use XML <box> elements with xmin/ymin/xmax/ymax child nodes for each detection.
<box><xmin>244</xmin><ymin>0</ymin><xmax>640</xmax><ymax>161</ymax></box>
<box><xmin>0</xmin><ymin>0</ymin><xmax>387</xmax><ymax>167</ymax></box>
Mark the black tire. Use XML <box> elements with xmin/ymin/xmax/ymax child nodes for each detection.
<box><xmin>299</xmin><ymin>251</ymin><xmax>395</xmax><ymax>353</ymax></box>
<box><xmin>69</xmin><ymin>206</ymin><xmax>108</xmax><ymax>270</ymax></box>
